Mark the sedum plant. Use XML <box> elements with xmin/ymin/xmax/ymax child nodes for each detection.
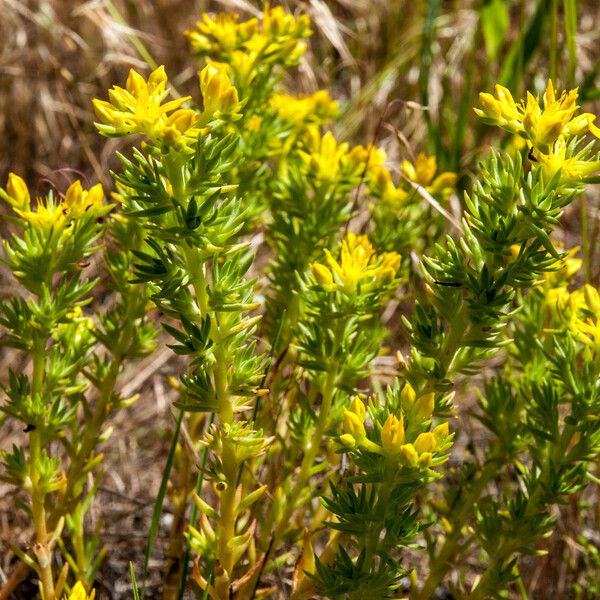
<box><xmin>0</xmin><ymin>176</ymin><xmax>156</xmax><ymax>598</ymax></box>
<box><xmin>4</xmin><ymin>3</ymin><xmax>600</xmax><ymax>599</ymax></box>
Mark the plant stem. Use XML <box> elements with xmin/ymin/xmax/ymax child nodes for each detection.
<box><xmin>581</xmin><ymin>196</ymin><xmax>590</xmax><ymax>284</ymax></box>
<box><xmin>413</xmin><ymin>457</ymin><xmax>499</xmax><ymax>600</ymax></box>
<box><xmin>29</xmin><ymin>346</ymin><xmax>55</xmax><ymax>600</ymax></box>
<box><xmin>471</xmin><ymin>426</ymin><xmax>575</xmax><ymax>599</ymax></box>
<box><xmin>550</xmin><ymin>0</ymin><xmax>558</xmax><ymax>83</ymax></box>
<box><xmin>362</xmin><ymin>477</ymin><xmax>394</xmax><ymax>572</ymax></box>
<box><xmin>272</xmin><ymin>367</ymin><xmax>337</xmax><ymax>544</ymax></box>
<box><xmin>213</xmin><ymin>343</ymin><xmax>239</xmax><ymax>599</ymax></box>
<box><xmin>185</xmin><ymin>244</ymin><xmax>238</xmax><ymax>598</ymax></box>
<box><xmin>58</xmin><ymin>354</ymin><xmax>123</xmax><ymax>521</ymax></box>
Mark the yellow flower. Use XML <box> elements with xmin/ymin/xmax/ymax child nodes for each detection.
<box><xmin>3</xmin><ymin>177</ymin><xmax>111</xmax><ymax>233</ymax></box>
<box><xmin>311</xmin><ymin>263</ymin><xmax>335</xmax><ymax>290</ymax></box>
<box><xmin>311</xmin><ymin>232</ymin><xmax>400</xmax><ymax>294</ymax></box>
<box><xmin>475</xmin><ymin>84</ymin><xmax>523</xmax><ymax>131</ymax></box>
<box><xmin>199</xmin><ymin>63</ymin><xmax>241</xmax><ymax>118</ymax></box>
<box><xmin>402</xmin><ymin>153</ymin><xmax>437</xmax><ymax>186</ymax></box>
<box><xmin>536</xmin><ymin>135</ymin><xmax>600</xmax><ymax>183</ymax></box>
<box><xmin>341</xmin><ymin>397</ymin><xmax>368</xmax><ymax>445</ymax></box>
<box><xmin>475</xmin><ymin>80</ymin><xmax>600</xmax><ymax>154</ymax></box>
<box><xmin>270</xmin><ymin>90</ymin><xmax>339</xmax><ymax>126</ymax></box>
<box><xmin>522</xmin><ymin>82</ymin><xmax>580</xmax><ymax>152</ymax></box>
<box><xmin>432</xmin><ymin>423</ymin><xmax>449</xmax><ymax>446</ymax></box>
<box><xmin>93</xmin><ymin>66</ymin><xmax>198</xmax><ymax>150</ymax></box>
<box><xmin>2</xmin><ymin>173</ymin><xmax>30</xmax><ymax>211</ymax></box>
<box><xmin>369</xmin><ymin>152</ymin><xmax>456</xmax><ymax>209</ymax></box>
<box><xmin>299</xmin><ymin>130</ymin><xmax>369</xmax><ymax>184</ymax></box>
<box><xmin>414</xmin><ymin>432</ymin><xmax>436</xmax><ymax>454</ymax></box>
<box><xmin>398</xmin><ymin>443</ymin><xmax>419</xmax><ymax>467</ymax></box>
<box><xmin>400</xmin><ymin>383</ymin><xmax>416</xmax><ymax>407</ymax></box>
<box><xmin>401</xmin><ymin>153</ymin><xmax>457</xmax><ymax>200</ymax></box>
<box><xmin>380</xmin><ymin>414</ymin><xmax>405</xmax><ymax>455</ymax></box>
<box><xmin>411</xmin><ymin>392</ymin><xmax>435</xmax><ymax>422</ymax></box>
<box><xmin>186</xmin><ymin>4</ymin><xmax>310</xmax><ymax>69</ymax></box>
<box><xmin>14</xmin><ymin>198</ymin><xmax>64</xmax><ymax>231</ymax></box>
<box><xmin>186</xmin><ymin>13</ymin><xmax>259</xmax><ymax>55</ymax></box>
<box><xmin>262</xmin><ymin>3</ymin><xmax>311</xmax><ymax>42</ymax></box>
<box><xmin>64</xmin><ymin>582</ymin><xmax>95</xmax><ymax>600</ymax></box>
<box><xmin>63</xmin><ymin>181</ymin><xmax>104</xmax><ymax>220</ymax></box>
<box><xmin>567</xmin><ymin>285</ymin><xmax>600</xmax><ymax>349</ymax></box>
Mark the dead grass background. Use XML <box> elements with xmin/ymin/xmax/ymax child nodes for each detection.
<box><xmin>1</xmin><ymin>0</ymin><xmax>600</xmax><ymax>598</ymax></box>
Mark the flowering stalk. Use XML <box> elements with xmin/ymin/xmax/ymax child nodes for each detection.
<box><xmin>0</xmin><ymin>177</ymin><xmax>114</xmax><ymax>597</ymax></box>
<box><xmin>412</xmin><ymin>81</ymin><xmax>600</xmax><ymax>598</ymax></box>
<box><xmin>94</xmin><ymin>63</ymin><xmax>270</xmax><ymax>599</ymax></box>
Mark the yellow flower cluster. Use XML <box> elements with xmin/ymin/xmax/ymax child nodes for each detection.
<box><xmin>270</xmin><ymin>90</ymin><xmax>339</xmax><ymax>126</ymax></box>
<box><xmin>562</xmin><ymin>285</ymin><xmax>600</xmax><ymax>350</ymax></box>
<box><xmin>340</xmin><ymin>394</ymin><xmax>450</xmax><ymax>469</ymax></box>
<box><xmin>539</xmin><ymin>246</ymin><xmax>582</xmax><ymax>318</ymax></box>
<box><xmin>298</xmin><ymin>130</ymin><xmax>377</xmax><ymax>185</ymax></box>
<box><xmin>536</xmin><ymin>136</ymin><xmax>600</xmax><ymax>182</ymax></box>
<box><xmin>475</xmin><ymin>81</ymin><xmax>600</xmax><ymax>182</ymax></box>
<box><xmin>368</xmin><ymin>152</ymin><xmax>457</xmax><ymax>208</ymax></box>
<box><xmin>93</xmin><ymin>66</ymin><xmax>198</xmax><ymax>149</ymax></box>
<box><xmin>186</xmin><ymin>4</ymin><xmax>311</xmax><ymax>71</ymax></box>
<box><xmin>1</xmin><ymin>174</ymin><xmax>110</xmax><ymax>233</ymax></box>
<box><xmin>311</xmin><ymin>232</ymin><xmax>400</xmax><ymax>294</ymax></box>
<box><xmin>93</xmin><ymin>64</ymin><xmax>241</xmax><ymax>151</ymax></box>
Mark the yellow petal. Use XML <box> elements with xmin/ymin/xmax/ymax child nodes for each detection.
<box><xmin>6</xmin><ymin>173</ymin><xmax>30</xmax><ymax>211</ymax></box>
<box><xmin>414</xmin><ymin>432</ymin><xmax>436</xmax><ymax>454</ymax></box>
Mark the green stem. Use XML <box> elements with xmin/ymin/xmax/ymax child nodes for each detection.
<box><xmin>550</xmin><ymin>0</ymin><xmax>558</xmax><ymax>83</ymax></box>
<box><xmin>213</xmin><ymin>345</ymin><xmax>239</xmax><ymax>599</ymax></box>
<box><xmin>413</xmin><ymin>299</ymin><xmax>469</xmax><ymax>396</ymax></box>
<box><xmin>581</xmin><ymin>196</ymin><xmax>590</xmax><ymax>284</ymax></box>
<box><xmin>362</xmin><ymin>476</ymin><xmax>394</xmax><ymax>572</ymax></box>
<box><xmin>272</xmin><ymin>368</ymin><xmax>337</xmax><ymax>544</ymax></box>
<box><xmin>471</xmin><ymin>425</ymin><xmax>575</xmax><ymax>599</ymax></box>
<box><xmin>184</xmin><ymin>247</ymin><xmax>237</xmax><ymax>597</ymax></box>
<box><xmin>29</xmin><ymin>346</ymin><xmax>55</xmax><ymax>600</ymax></box>
<box><xmin>413</xmin><ymin>457</ymin><xmax>498</xmax><ymax>600</ymax></box>
<box><xmin>71</xmin><ymin>508</ymin><xmax>87</xmax><ymax>583</ymax></box>
<box><xmin>58</xmin><ymin>353</ymin><xmax>123</xmax><ymax>521</ymax></box>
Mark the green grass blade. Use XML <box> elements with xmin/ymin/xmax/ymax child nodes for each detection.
<box><xmin>450</xmin><ymin>43</ymin><xmax>475</xmax><ymax>172</ymax></box>
<box><xmin>105</xmin><ymin>0</ymin><xmax>159</xmax><ymax>71</ymax></box>
<box><xmin>563</xmin><ymin>0</ymin><xmax>577</xmax><ymax>86</ymax></box>
<box><xmin>419</xmin><ymin>0</ymin><xmax>441</xmax><ymax>156</ymax></box>
<box><xmin>130</xmin><ymin>563</ymin><xmax>141</xmax><ymax>600</ymax></box>
<box><xmin>550</xmin><ymin>0</ymin><xmax>558</xmax><ymax>82</ymax></box>
<box><xmin>143</xmin><ymin>407</ymin><xmax>185</xmax><ymax>598</ymax></box>
<box><xmin>499</xmin><ymin>0</ymin><xmax>552</xmax><ymax>91</ymax></box>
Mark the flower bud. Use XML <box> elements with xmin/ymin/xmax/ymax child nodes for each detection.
<box><xmin>398</xmin><ymin>443</ymin><xmax>419</xmax><ymax>467</ymax></box>
<box><xmin>380</xmin><ymin>414</ymin><xmax>405</xmax><ymax>455</ymax></box>
<box><xmin>6</xmin><ymin>173</ymin><xmax>30</xmax><ymax>211</ymax></box>
<box><xmin>432</xmin><ymin>422</ymin><xmax>449</xmax><ymax>446</ymax></box>
<box><xmin>342</xmin><ymin>410</ymin><xmax>365</xmax><ymax>442</ymax></box>
<box><xmin>200</xmin><ymin>64</ymin><xmax>239</xmax><ymax>115</ymax></box>
<box><xmin>339</xmin><ymin>433</ymin><xmax>356</xmax><ymax>448</ymax></box>
<box><xmin>418</xmin><ymin>452</ymin><xmax>433</xmax><ymax>468</ymax></box>
<box><xmin>412</xmin><ymin>392</ymin><xmax>435</xmax><ymax>421</ymax></box>
<box><xmin>395</xmin><ymin>350</ymin><xmax>406</xmax><ymax>370</ymax></box>
<box><xmin>414</xmin><ymin>432</ymin><xmax>436</xmax><ymax>454</ymax></box>
<box><xmin>311</xmin><ymin>262</ymin><xmax>334</xmax><ymax>289</ymax></box>
<box><xmin>400</xmin><ymin>383</ymin><xmax>416</xmax><ymax>408</ymax></box>
<box><xmin>563</xmin><ymin>113</ymin><xmax>594</xmax><ymax>136</ymax></box>
<box><xmin>349</xmin><ymin>396</ymin><xmax>367</xmax><ymax>422</ymax></box>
